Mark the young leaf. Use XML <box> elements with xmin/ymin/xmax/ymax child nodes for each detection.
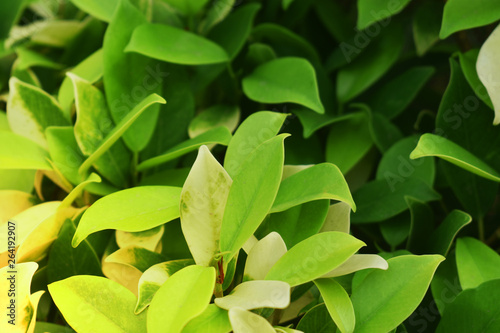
<box><xmin>440</xmin><ymin>0</ymin><xmax>500</xmax><ymax>38</ymax></box>
<box><xmin>224</xmin><ymin>111</ymin><xmax>288</xmax><ymax>177</ymax></box>
<box><xmin>456</xmin><ymin>237</ymin><xmax>500</xmax><ymax>290</ymax></box>
<box><xmin>215</xmin><ymin>280</ymin><xmax>291</xmax><ymax>310</ymax></box>
<box><xmin>411</xmin><ymin>133</ymin><xmax>500</xmax><ymax>182</ymax></box>
<box><xmin>270</xmin><ymin>163</ymin><xmax>356</xmax><ymax>213</ymax></box>
<box><xmin>70</xmin><ymin>0</ymin><xmax>119</xmax><ymax>22</ymax></box>
<box><xmin>137</xmin><ymin>126</ymin><xmax>232</xmax><ymax>172</ymax></box>
<box><xmin>148</xmin><ymin>266</ymin><xmax>216</xmax><ymax>333</ymax></box>
<box><xmin>48</xmin><ymin>275</ymin><xmax>147</xmax><ymax>333</ymax></box>
<box><xmin>126</xmin><ymin>24</ymin><xmax>229</xmax><ymax>65</ymax></box>
<box><xmin>103</xmin><ymin>0</ymin><xmax>162</xmax><ymax>152</ymax></box>
<box><xmin>242</xmin><ymin>57</ymin><xmax>324</xmax><ymax>114</ymax></box>
<box><xmin>182</xmin><ymin>305</ymin><xmax>231</xmax><ymax>333</ymax></box>
<box><xmin>180</xmin><ymin>145</ymin><xmax>232</xmax><ymax>266</ymax></box>
<box><xmin>116</xmin><ymin>226</ymin><xmax>164</xmax><ymax>252</ymax></box>
<box><xmin>188</xmin><ymin>105</ymin><xmax>240</xmax><ymax>139</ymax></box>
<box><xmin>320</xmin><ymin>202</ymin><xmax>351</xmax><ymax>234</ymax></box>
<box><xmin>7</xmin><ymin>78</ymin><xmax>69</xmax><ymax>149</ymax></box>
<box><xmin>321</xmin><ymin>254</ymin><xmax>388</xmax><ymax>278</ymax></box>
<box><xmin>351</xmin><ymin>255</ymin><xmax>444</xmax><ymax>333</ymax></box>
<box><xmin>427</xmin><ymin>210</ymin><xmax>472</xmax><ymax>256</ymax></box>
<box><xmin>72</xmin><ymin>186</ymin><xmax>182</xmax><ymax>247</ymax></box>
<box><xmin>265</xmin><ymin>232</ymin><xmax>365</xmax><ymax>287</ymax></box>
<box><xmin>228</xmin><ymin>308</ymin><xmax>275</xmax><ymax>333</ymax></box>
<box><xmin>243</xmin><ymin>232</ymin><xmax>287</xmax><ymax>281</ymax></box>
<box><xmin>135</xmin><ymin>259</ymin><xmax>194</xmax><ymax>314</ymax></box>
<box><xmin>313</xmin><ymin>278</ymin><xmax>354</xmax><ymax>333</ymax></box>
<box><xmin>477</xmin><ymin>24</ymin><xmax>500</xmax><ymax>125</ymax></box>
<box><xmin>220</xmin><ymin>135</ymin><xmax>287</xmax><ymax>262</ymax></box>
<box><xmin>0</xmin><ymin>131</ymin><xmax>52</xmax><ymax>170</ymax></box>
<box><xmin>357</xmin><ymin>0</ymin><xmax>411</xmax><ymax>30</ymax></box>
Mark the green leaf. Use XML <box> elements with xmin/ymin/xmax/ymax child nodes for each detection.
<box><xmin>352</xmin><ymin>178</ymin><xmax>440</xmax><ymax>224</ymax></box>
<box><xmin>314</xmin><ymin>278</ymin><xmax>354</xmax><ymax>333</ymax></box>
<box><xmin>368</xmin><ymin>112</ymin><xmax>403</xmax><ymax>152</ymax></box>
<box><xmin>103</xmin><ymin>0</ymin><xmax>162</xmax><ymax>152</ymax></box>
<box><xmin>243</xmin><ymin>232</ymin><xmax>287</xmax><ymax>281</ymax></box>
<box><xmin>365</xmin><ymin>66</ymin><xmax>435</xmax><ymax>119</ymax></box>
<box><xmin>58</xmin><ymin>48</ymin><xmax>103</xmax><ymax>114</ymax></box>
<box><xmin>224</xmin><ymin>111</ymin><xmax>288</xmax><ymax>177</ymax></box>
<box><xmin>412</xmin><ymin>0</ymin><xmax>442</xmax><ymax>56</ymax></box>
<box><xmin>0</xmin><ymin>131</ymin><xmax>52</xmax><ymax>170</ymax></box>
<box><xmin>430</xmin><ymin>251</ymin><xmax>461</xmax><ymax>315</ymax></box>
<box><xmin>411</xmin><ymin>133</ymin><xmax>500</xmax><ymax>182</ymax></box>
<box><xmin>0</xmin><ymin>1</ymin><xmax>24</xmax><ymax>38</ymax></box>
<box><xmin>198</xmin><ymin>0</ymin><xmax>235</xmax><ymax>34</ymax></box>
<box><xmin>265</xmin><ymin>232</ymin><xmax>365</xmax><ymax>287</ymax></box>
<box><xmin>427</xmin><ymin>210</ymin><xmax>472</xmax><ymax>256</ymax></box>
<box><xmin>357</xmin><ymin>0</ymin><xmax>412</xmax><ymax>30</ymax></box>
<box><xmin>259</xmin><ymin>200</ymin><xmax>329</xmax><ymax>249</ymax></box>
<box><xmin>126</xmin><ymin>23</ymin><xmax>229</xmax><ymax>65</ymax></box>
<box><xmin>456</xmin><ymin>237</ymin><xmax>500</xmax><ymax>290</ymax></box>
<box><xmin>179</xmin><ymin>145</ymin><xmax>232</xmax><ymax>266</ymax></box>
<box><xmin>116</xmin><ymin>226</ymin><xmax>164</xmax><ymax>252</ymax></box>
<box><xmin>15</xmin><ymin>47</ymin><xmax>63</xmax><ymax>71</ymax></box>
<box><xmin>215</xmin><ymin>280</ymin><xmax>291</xmax><ymax>310</ymax></box>
<box><xmin>271</xmin><ymin>162</ymin><xmax>355</xmax><ymax>212</ymax></box>
<box><xmin>477</xmin><ymin>24</ymin><xmax>500</xmax><ymax>124</ymax></box>
<box><xmin>162</xmin><ymin>0</ymin><xmax>210</xmax><ymax>16</ymax></box>
<box><xmin>436</xmin><ymin>278</ymin><xmax>500</xmax><ymax>333</ymax></box>
<box><xmin>405</xmin><ymin>197</ymin><xmax>434</xmax><ymax>254</ymax></box>
<box><xmin>320</xmin><ymin>202</ymin><xmax>351</xmax><ymax>233</ymax></box>
<box><xmin>228</xmin><ymin>308</ymin><xmax>275</xmax><ymax>333</ymax></box>
<box><xmin>135</xmin><ymin>259</ymin><xmax>194</xmax><ymax>314</ymax></box>
<box><xmin>208</xmin><ymin>3</ymin><xmax>261</xmax><ymax>59</ymax></box>
<box><xmin>34</xmin><ymin>322</ymin><xmax>75</xmax><ymax>333</ymax></box>
<box><xmin>70</xmin><ymin>0</ymin><xmax>119</xmax><ymax>22</ymax></box>
<box><xmin>71</xmin><ymin>74</ymin><xmax>131</xmax><ymax>187</ymax></box>
<box><xmin>325</xmin><ymin>112</ymin><xmax>372</xmax><ymax>173</ymax></box>
<box><xmin>148</xmin><ymin>265</ymin><xmax>216</xmax><ymax>333</ymax></box>
<box><xmin>242</xmin><ymin>57</ymin><xmax>324</xmax><ymax>114</ymax></box>
<box><xmin>79</xmin><ymin>94</ymin><xmax>166</xmax><ymax>177</ymax></box>
<box><xmin>48</xmin><ymin>275</ymin><xmax>146</xmax><ymax>333</ymax></box>
<box><xmin>188</xmin><ymin>105</ymin><xmax>240</xmax><ymax>139</ymax></box>
<box><xmin>296</xmin><ymin>304</ymin><xmax>338</xmax><ymax>332</ymax></box>
<box><xmin>182</xmin><ymin>305</ymin><xmax>231</xmax><ymax>333</ymax></box>
<box><xmin>47</xmin><ymin>218</ymin><xmax>103</xmax><ymax>283</ymax></box>
<box><xmin>72</xmin><ymin>186</ymin><xmax>182</xmax><ymax>247</ymax></box>
<box><xmin>7</xmin><ymin>78</ymin><xmax>69</xmax><ymax>149</ymax></box>
<box><xmin>351</xmin><ymin>255</ymin><xmax>444</xmax><ymax>333</ymax></box>
<box><xmin>459</xmin><ymin>49</ymin><xmax>493</xmax><ymax>110</ymax></box>
<box><xmin>440</xmin><ymin>0</ymin><xmax>500</xmax><ymax>38</ymax></box>
<box><xmin>321</xmin><ymin>254</ymin><xmax>388</xmax><ymax>278</ymax></box>
<box><xmin>337</xmin><ymin>25</ymin><xmax>404</xmax><ymax>103</ymax></box>
<box><xmin>137</xmin><ymin>126</ymin><xmax>232</xmax><ymax>172</ymax></box>
<box><xmin>220</xmin><ymin>135</ymin><xmax>287</xmax><ymax>261</ymax></box>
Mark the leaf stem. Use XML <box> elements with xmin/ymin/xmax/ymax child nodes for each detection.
<box><xmin>131</xmin><ymin>151</ymin><xmax>139</xmax><ymax>186</ymax></box>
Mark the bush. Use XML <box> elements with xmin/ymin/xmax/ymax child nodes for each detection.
<box><xmin>1</xmin><ymin>0</ymin><xmax>500</xmax><ymax>332</ymax></box>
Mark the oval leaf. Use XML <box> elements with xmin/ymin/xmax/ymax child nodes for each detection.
<box><xmin>215</xmin><ymin>280</ymin><xmax>290</xmax><ymax>310</ymax></box>
<box><xmin>243</xmin><ymin>232</ymin><xmax>287</xmax><ymax>281</ymax></box>
<box><xmin>313</xmin><ymin>278</ymin><xmax>354</xmax><ymax>333</ymax></box>
<box><xmin>321</xmin><ymin>254</ymin><xmax>388</xmax><ymax>278</ymax></box>
<box><xmin>228</xmin><ymin>308</ymin><xmax>275</xmax><ymax>333</ymax></box>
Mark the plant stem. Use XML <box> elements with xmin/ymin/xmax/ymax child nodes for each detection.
<box><xmin>478</xmin><ymin>216</ymin><xmax>485</xmax><ymax>242</ymax></box>
<box><xmin>131</xmin><ymin>151</ymin><xmax>139</xmax><ymax>186</ymax></box>
<box><xmin>271</xmin><ymin>309</ymin><xmax>283</xmax><ymax>326</ymax></box>
<box><xmin>214</xmin><ymin>283</ymin><xmax>224</xmax><ymax>298</ymax></box>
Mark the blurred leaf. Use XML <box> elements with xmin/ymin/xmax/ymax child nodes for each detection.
<box><xmin>440</xmin><ymin>0</ymin><xmax>500</xmax><ymax>38</ymax></box>
<box><xmin>0</xmin><ymin>131</ymin><xmax>52</xmax><ymax>170</ymax></box>
<box><xmin>477</xmin><ymin>24</ymin><xmax>500</xmax><ymax>124</ymax></box>
<box><xmin>215</xmin><ymin>280</ymin><xmax>290</xmax><ymax>310</ymax></box>
<box><xmin>357</xmin><ymin>0</ymin><xmax>411</xmax><ymax>30</ymax></box>
<box><xmin>412</xmin><ymin>0</ymin><xmax>442</xmax><ymax>55</ymax></box>
<box><xmin>188</xmin><ymin>105</ymin><xmax>239</xmax><ymax>138</ymax></box>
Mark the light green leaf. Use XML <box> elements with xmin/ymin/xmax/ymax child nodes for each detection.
<box><xmin>48</xmin><ymin>275</ymin><xmax>146</xmax><ymax>333</ymax></box>
<box><xmin>215</xmin><ymin>280</ymin><xmax>291</xmax><ymax>310</ymax></box>
<box><xmin>148</xmin><ymin>265</ymin><xmax>216</xmax><ymax>333</ymax></box>
<box><xmin>325</xmin><ymin>112</ymin><xmax>372</xmax><ymax>173</ymax></box>
<box><xmin>79</xmin><ymin>93</ymin><xmax>166</xmax><ymax>177</ymax></box>
<box><xmin>456</xmin><ymin>237</ymin><xmax>500</xmax><ymax>290</ymax></box>
<box><xmin>103</xmin><ymin>0</ymin><xmax>162</xmax><ymax>152</ymax></box>
<box><xmin>271</xmin><ymin>163</ymin><xmax>356</xmax><ymax>213</ymax></box>
<box><xmin>242</xmin><ymin>57</ymin><xmax>324</xmax><ymax>114</ymax></box>
<box><xmin>321</xmin><ymin>254</ymin><xmax>388</xmax><ymax>278</ymax></box>
<box><xmin>296</xmin><ymin>304</ymin><xmax>337</xmax><ymax>333</ymax></box>
<box><xmin>410</xmin><ymin>133</ymin><xmax>500</xmax><ymax>182</ymax></box>
<box><xmin>182</xmin><ymin>305</ymin><xmax>231</xmax><ymax>333</ymax></box>
<box><xmin>0</xmin><ymin>131</ymin><xmax>52</xmax><ymax>170</ymax></box>
<box><xmin>314</xmin><ymin>278</ymin><xmax>354</xmax><ymax>333</ymax></box>
<box><xmin>188</xmin><ymin>105</ymin><xmax>240</xmax><ymax>139</ymax></box>
<box><xmin>440</xmin><ymin>0</ymin><xmax>500</xmax><ymax>38</ymax></box>
<box><xmin>70</xmin><ymin>0</ymin><xmax>118</xmax><ymax>22</ymax></box>
<box><xmin>116</xmin><ymin>226</ymin><xmax>164</xmax><ymax>252</ymax></box>
<box><xmin>224</xmin><ymin>111</ymin><xmax>288</xmax><ymax>177</ymax></box>
<box><xmin>72</xmin><ymin>186</ymin><xmax>182</xmax><ymax>247</ymax></box>
<box><xmin>320</xmin><ymin>202</ymin><xmax>351</xmax><ymax>234</ymax></box>
<box><xmin>265</xmin><ymin>232</ymin><xmax>365</xmax><ymax>287</ymax></box>
<box><xmin>59</xmin><ymin>48</ymin><xmax>103</xmax><ymax>114</ymax></box>
<box><xmin>180</xmin><ymin>145</ymin><xmax>232</xmax><ymax>266</ymax></box>
<box><xmin>208</xmin><ymin>3</ymin><xmax>261</xmax><ymax>59</ymax></box>
<box><xmin>351</xmin><ymin>255</ymin><xmax>444</xmax><ymax>333</ymax></box>
<box><xmin>198</xmin><ymin>0</ymin><xmax>235</xmax><ymax>34</ymax></box>
<box><xmin>477</xmin><ymin>24</ymin><xmax>500</xmax><ymax>124</ymax></box>
<box><xmin>357</xmin><ymin>0</ymin><xmax>412</xmax><ymax>30</ymax></box>
<box><xmin>135</xmin><ymin>259</ymin><xmax>194</xmax><ymax>314</ymax></box>
<box><xmin>7</xmin><ymin>77</ymin><xmax>69</xmax><ymax>149</ymax></box>
<box><xmin>126</xmin><ymin>23</ymin><xmax>229</xmax><ymax>65</ymax></box>
<box><xmin>228</xmin><ymin>308</ymin><xmax>275</xmax><ymax>333</ymax></box>
<box><xmin>427</xmin><ymin>210</ymin><xmax>472</xmax><ymax>256</ymax></box>
<box><xmin>243</xmin><ymin>232</ymin><xmax>287</xmax><ymax>281</ymax></box>
<box><xmin>220</xmin><ymin>135</ymin><xmax>287</xmax><ymax>261</ymax></box>
<box><xmin>137</xmin><ymin>126</ymin><xmax>232</xmax><ymax>172</ymax></box>
<box><xmin>162</xmin><ymin>0</ymin><xmax>210</xmax><ymax>16</ymax></box>
<box><xmin>15</xmin><ymin>47</ymin><xmax>62</xmax><ymax>71</ymax></box>
<box><xmin>436</xmin><ymin>279</ymin><xmax>500</xmax><ymax>333</ymax></box>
